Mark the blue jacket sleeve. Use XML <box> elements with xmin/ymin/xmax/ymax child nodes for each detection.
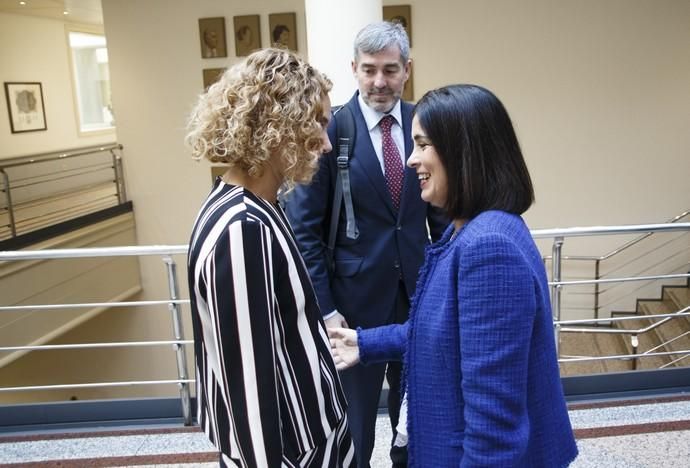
<box><xmin>458</xmin><ymin>233</ymin><xmax>536</xmax><ymax>467</ymax></box>
<box><xmin>357</xmin><ymin>322</ymin><xmax>408</xmax><ymax>365</ymax></box>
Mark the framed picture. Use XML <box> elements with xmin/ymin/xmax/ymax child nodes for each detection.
<box><xmin>383</xmin><ymin>5</ymin><xmax>412</xmax><ymax>46</ymax></box>
<box><xmin>4</xmin><ymin>82</ymin><xmax>47</xmax><ymax>133</ymax></box>
<box><xmin>403</xmin><ymin>64</ymin><xmax>414</xmax><ymax>102</ymax></box>
<box><xmin>198</xmin><ymin>17</ymin><xmax>227</xmax><ymax>58</ymax></box>
<box><xmin>202</xmin><ymin>68</ymin><xmax>225</xmax><ymax>89</ymax></box>
<box><xmin>233</xmin><ymin>15</ymin><xmax>261</xmax><ymax>57</ymax></box>
<box><xmin>268</xmin><ymin>13</ymin><xmax>297</xmax><ymax>51</ymax></box>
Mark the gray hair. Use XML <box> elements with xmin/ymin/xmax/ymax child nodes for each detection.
<box><xmin>353</xmin><ymin>21</ymin><xmax>409</xmax><ymax>64</ymax></box>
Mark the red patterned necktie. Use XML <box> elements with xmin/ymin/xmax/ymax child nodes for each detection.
<box><xmin>379</xmin><ymin>115</ymin><xmax>404</xmax><ymax>210</ymax></box>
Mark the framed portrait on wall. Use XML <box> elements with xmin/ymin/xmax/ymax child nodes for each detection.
<box><xmin>383</xmin><ymin>5</ymin><xmax>412</xmax><ymax>46</ymax></box>
<box><xmin>268</xmin><ymin>13</ymin><xmax>297</xmax><ymax>51</ymax></box>
<box><xmin>403</xmin><ymin>64</ymin><xmax>414</xmax><ymax>102</ymax></box>
<box><xmin>198</xmin><ymin>17</ymin><xmax>227</xmax><ymax>58</ymax></box>
<box><xmin>4</xmin><ymin>82</ymin><xmax>47</xmax><ymax>133</ymax></box>
<box><xmin>233</xmin><ymin>15</ymin><xmax>261</xmax><ymax>57</ymax></box>
<box><xmin>202</xmin><ymin>68</ymin><xmax>225</xmax><ymax>89</ymax></box>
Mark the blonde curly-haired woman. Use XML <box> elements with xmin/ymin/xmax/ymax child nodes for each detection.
<box><xmin>186</xmin><ymin>48</ymin><xmax>354</xmax><ymax>468</ymax></box>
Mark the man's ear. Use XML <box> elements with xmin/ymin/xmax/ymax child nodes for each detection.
<box><xmin>404</xmin><ymin>59</ymin><xmax>412</xmax><ymax>80</ymax></box>
<box><xmin>351</xmin><ymin>59</ymin><xmax>358</xmax><ymax>76</ymax></box>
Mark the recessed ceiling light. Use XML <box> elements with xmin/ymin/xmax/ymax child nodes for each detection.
<box><xmin>19</xmin><ymin>1</ymin><xmax>26</xmax><ymax>5</ymax></box>
<box><xmin>63</xmin><ymin>10</ymin><xmax>69</xmax><ymax>15</ymax></box>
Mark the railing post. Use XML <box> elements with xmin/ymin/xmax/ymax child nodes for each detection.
<box><xmin>0</xmin><ymin>169</ymin><xmax>17</xmax><ymax>238</ymax></box>
<box><xmin>594</xmin><ymin>258</ymin><xmax>600</xmax><ymax>324</ymax></box>
<box><xmin>111</xmin><ymin>148</ymin><xmax>127</xmax><ymax>204</ymax></box>
<box><xmin>551</xmin><ymin>237</ymin><xmax>564</xmax><ymax>355</ymax></box>
<box><xmin>631</xmin><ymin>334</ymin><xmax>639</xmax><ymax>370</ymax></box>
<box><xmin>163</xmin><ymin>255</ymin><xmax>192</xmax><ymax>426</ymax></box>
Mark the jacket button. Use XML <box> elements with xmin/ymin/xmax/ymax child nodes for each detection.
<box><xmin>394</xmin><ymin>261</ymin><xmax>400</xmax><ymax>269</ymax></box>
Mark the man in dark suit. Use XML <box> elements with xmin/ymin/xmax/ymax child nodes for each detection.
<box><xmin>284</xmin><ymin>22</ymin><xmax>447</xmax><ymax>467</ymax></box>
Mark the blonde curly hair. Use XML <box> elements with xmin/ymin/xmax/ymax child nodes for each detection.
<box><xmin>185</xmin><ymin>48</ymin><xmax>332</xmax><ymax>188</ymax></box>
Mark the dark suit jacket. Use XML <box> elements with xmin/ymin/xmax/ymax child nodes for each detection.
<box><xmin>285</xmin><ymin>92</ymin><xmax>447</xmax><ymax>328</ymax></box>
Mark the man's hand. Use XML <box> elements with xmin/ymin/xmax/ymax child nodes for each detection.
<box><xmin>327</xmin><ymin>327</ymin><xmax>360</xmax><ymax>370</ymax></box>
<box><xmin>324</xmin><ymin>311</ymin><xmax>349</xmax><ymax>329</ymax></box>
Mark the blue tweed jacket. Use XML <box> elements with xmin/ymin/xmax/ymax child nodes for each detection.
<box><xmin>358</xmin><ymin>210</ymin><xmax>578</xmax><ymax>467</ymax></box>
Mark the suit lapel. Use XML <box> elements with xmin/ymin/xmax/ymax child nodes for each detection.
<box><xmin>399</xmin><ymin>101</ymin><xmax>417</xmax><ymax>217</ymax></box>
<box><xmin>348</xmin><ymin>96</ymin><xmax>396</xmax><ymax>215</ymax></box>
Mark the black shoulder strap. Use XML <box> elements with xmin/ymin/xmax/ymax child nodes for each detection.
<box><xmin>326</xmin><ymin>105</ymin><xmax>358</xmax><ymax>271</ymax></box>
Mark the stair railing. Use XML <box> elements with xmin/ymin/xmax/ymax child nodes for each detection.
<box><xmin>0</xmin><ymin>144</ymin><xmax>125</xmax><ymax>242</ymax></box>
<box><xmin>542</xmin><ymin>209</ymin><xmax>690</xmax><ymax>320</ymax></box>
<box><xmin>0</xmin><ymin>220</ymin><xmax>688</xmax><ymax>418</ymax></box>
<box><xmin>650</xmin><ymin>330</ymin><xmax>690</xmax><ymax>369</ymax></box>
<box><xmin>557</xmin><ymin>303</ymin><xmax>690</xmax><ymax>369</ymax></box>
<box><xmin>533</xmin><ymin>220</ymin><xmax>690</xmax><ymax>365</ymax></box>
<box><xmin>0</xmin><ymin>245</ymin><xmax>193</xmax><ymax>426</ymax></box>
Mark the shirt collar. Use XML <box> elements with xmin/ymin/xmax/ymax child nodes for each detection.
<box><xmin>357</xmin><ymin>93</ymin><xmax>403</xmax><ymax>131</ymax></box>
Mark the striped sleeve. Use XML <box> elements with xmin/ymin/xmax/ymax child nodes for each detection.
<box><xmin>202</xmin><ymin>218</ymin><xmax>293</xmax><ymax>467</ymax></box>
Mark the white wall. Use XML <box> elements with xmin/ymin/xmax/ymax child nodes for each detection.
<box><xmin>98</xmin><ymin>3</ymin><xmax>309</xmax><ymax>398</ymax></box>
<box><xmin>101</xmin><ymin>0</ymin><xmax>690</xmax><ymax>254</ymax></box>
<box><xmin>391</xmin><ymin>0</ymin><xmax>690</xmax><ymax>235</ymax></box>
<box><xmin>100</xmin><ymin>0</ymin><xmax>689</xmax><ymax>312</ymax></box>
<box><xmin>0</xmin><ymin>13</ymin><xmax>116</xmax><ymax>158</ymax></box>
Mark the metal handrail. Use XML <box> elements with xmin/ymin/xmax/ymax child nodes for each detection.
<box><xmin>2</xmin><ymin>223</ymin><xmax>688</xmax><ymax>261</ymax></box>
<box><xmin>558</xmin><ymin>349</ymin><xmax>690</xmax><ymax>363</ymax></box>
<box><xmin>0</xmin><ymin>144</ymin><xmax>121</xmax><ymax>170</ymax></box>
<box><xmin>0</xmin><ymin>379</ymin><xmax>195</xmax><ymax>393</ymax></box>
<box><xmin>559</xmin><ymin>307</ymin><xmax>690</xmax><ymax>335</ymax></box>
<box><xmin>532</xmin><ymin>221</ymin><xmax>690</xmax><ymax>239</ymax></box>
<box><xmin>551</xmin><ymin>273</ymin><xmax>690</xmax><ymax>287</ymax></box>
<box><xmin>0</xmin><ymin>144</ymin><xmax>127</xmax><ymax>241</ymax></box>
<box><xmin>0</xmin><ymin>340</ymin><xmax>193</xmax><ymax>352</ymax></box>
<box><xmin>541</xmin><ymin>210</ymin><xmax>690</xmax><ymax>261</ymax></box>
<box><xmin>0</xmin><ymin>220</ymin><xmax>688</xmax><ymax>415</ymax></box>
<box><xmin>0</xmin><ymin>245</ymin><xmax>187</xmax><ymax>260</ymax></box>
<box><xmin>0</xmin><ymin>244</ymin><xmax>191</xmax><ymax>424</ymax></box>
<box><xmin>538</xmin><ymin>217</ymin><xmax>690</xmax><ymax>324</ymax></box>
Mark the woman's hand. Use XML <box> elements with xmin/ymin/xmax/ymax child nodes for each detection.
<box><xmin>327</xmin><ymin>327</ymin><xmax>360</xmax><ymax>370</ymax></box>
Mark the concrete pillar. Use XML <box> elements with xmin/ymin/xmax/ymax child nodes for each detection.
<box><xmin>304</xmin><ymin>0</ymin><xmax>382</xmax><ymax>105</ymax></box>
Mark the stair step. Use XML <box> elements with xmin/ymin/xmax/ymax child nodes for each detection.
<box><xmin>594</xmin><ymin>332</ymin><xmax>631</xmax><ymax>373</ymax></box>
<box><xmin>665</xmin><ymin>286</ymin><xmax>690</xmax><ymax>312</ymax></box>
<box><xmin>558</xmin><ymin>329</ymin><xmax>630</xmax><ymax>375</ymax></box>
<box><xmin>559</xmin><ymin>331</ymin><xmax>605</xmax><ymax>376</ymax></box>
<box><xmin>638</xmin><ymin>301</ymin><xmax>690</xmax><ymax>368</ymax></box>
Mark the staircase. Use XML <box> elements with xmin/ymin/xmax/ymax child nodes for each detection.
<box><xmin>559</xmin><ymin>277</ymin><xmax>690</xmax><ymax>376</ymax></box>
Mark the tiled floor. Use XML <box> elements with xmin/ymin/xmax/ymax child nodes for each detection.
<box><xmin>1</xmin><ymin>396</ymin><xmax>689</xmax><ymax>467</ymax></box>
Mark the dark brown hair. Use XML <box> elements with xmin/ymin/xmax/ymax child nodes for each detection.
<box><xmin>414</xmin><ymin>84</ymin><xmax>534</xmax><ymax>219</ymax></box>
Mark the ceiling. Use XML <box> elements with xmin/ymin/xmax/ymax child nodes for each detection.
<box><xmin>0</xmin><ymin>0</ymin><xmax>102</xmax><ymax>25</ymax></box>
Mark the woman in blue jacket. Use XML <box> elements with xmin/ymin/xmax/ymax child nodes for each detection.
<box><xmin>329</xmin><ymin>84</ymin><xmax>578</xmax><ymax>467</ymax></box>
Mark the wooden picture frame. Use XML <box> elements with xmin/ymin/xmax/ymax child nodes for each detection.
<box><xmin>403</xmin><ymin>64</ymin><xmax>414</xmax><ymax>102</ymax></box>
<box><xmin>233</xmin><ymin>15</ymin><xmax>261</xmax><ymax>57</ymax></box>
<box><xmin>198</xmin><ymin>17</ymin><xmax>227</xmax><ymax>58</ymax></box>
<box><xmin>268</xmin><ymin>12</ymin><xmax>297</xmax><ymax>51</ymax></box>
<box><xmin>383</xmin><ymin>5</ymin><xmax>412</xmax><ymax>46</ymax></box>
<box><xmin>4</xmin><ymin>82</ymin><xmax>47</xmax><ymax>133</ymax></box>
<box><xmin>202</xmin><ymin>68</ymin><xmax>225</xmax><ymax>90</ymax></box>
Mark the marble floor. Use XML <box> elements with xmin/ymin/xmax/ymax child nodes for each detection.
<box><xmin>1</xmin><ymin>395</ymin><xmax>689</xmax><ymax>467</ymax></box>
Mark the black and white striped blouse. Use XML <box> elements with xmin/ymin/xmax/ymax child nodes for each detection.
<box><xmin>187</xmin><ymin>179</ymin><xmax>354</xmax><ymax>467</ymax></box>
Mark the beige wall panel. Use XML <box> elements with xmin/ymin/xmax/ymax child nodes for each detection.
<box><xmin>0</xmin><ymin>13</ymin><xmax>116</xmax><ymax>159</ymax></box>
<box><xmin>0</xmin><ymin>213</ymin><xmax>142</xmax><ymax>369</ymax></box>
